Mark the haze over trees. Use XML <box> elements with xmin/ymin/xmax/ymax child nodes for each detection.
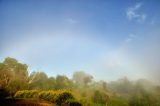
<box><xmin>0</xmin><ymin>57</ymin><xmax>160</xmax><ymax>106</ymax></box>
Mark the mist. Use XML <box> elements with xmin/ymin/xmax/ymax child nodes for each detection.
<box><xmin>0</xmin><ymin>0</ymin><xmax>160</xmax><ymax>106</ymax></box>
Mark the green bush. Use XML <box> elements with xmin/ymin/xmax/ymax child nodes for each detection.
<box><xmin>14</xmin><ymin>90</ymin><xmax>25</xmax><ymax>98</ymax></box>
<box><xmin>14</xmin><ymin>90</ymin><xmax>39</xmax><ymax>98</ymax></box>
<box><xmin>14</xmin><ymin>90</ymin><xmax>76</xmax><ymax>105</ymax></box>
<box><xmin>38</xmin><ymin>91</ymin><xmax>57</xmax><ymax>103</ymax></box>
<box><xmin>55</xmin><ymin>91</ymin><xmax>75</xmax><ymax>105</ymax></box>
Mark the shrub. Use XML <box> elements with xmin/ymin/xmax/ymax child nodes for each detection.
<box><xmin>38</xmin><ymin>91</ymin><xmax>57</xmax><ymax>103</ymax></box>
<box><xmin>14</xmin><ymin>90</ymin><xmax>39</xmax><ymax>98</ymax></box>
<box><xmin>65</xmin><ymin>99</ymin><xmax>82</xmax><ymax>106</ymax></box>
<box><xmin>91</xmin><ymin>90</ymin><xmax>109</xmax><ymax>105</ymax></box>
<box><xmin>56</xmin><ymin>91</ymin><xmax>74</xmax><ymax>104</ymax></box>
<box><xmin>15</xmin><ymin>90</ymin><xmax>76</xmax><ymax>106</ymax></box>
<box><xmin>14</xmin><ymin>90</ymin><xmax>25</xmax><ymax>98</ymax></box>
<box><xmin>29</xmin><ymin>90</ymin><xmax>39</xmax><ymax>98</ymax></box>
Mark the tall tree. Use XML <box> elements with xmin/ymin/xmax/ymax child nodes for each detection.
<box><xmin>0</xmin><ymin>57</ymin><xmax>29</xmax><ymax>96</ymax></box>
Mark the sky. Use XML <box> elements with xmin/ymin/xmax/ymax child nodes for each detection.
<box><xmin>0</xmin><ymin>0</ymin><xmax>160</xmax><ymax>84</ymax></box>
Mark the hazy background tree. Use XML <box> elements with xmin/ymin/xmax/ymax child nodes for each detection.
<box><xmin>29</xmin><ymin>71</ymin><xmax>48</xmax><ymax>89</ymax></box>
<box><xmin>0</xmin><ymin>57</ymin><xmax>160</xmax><ymax>106</ymax></box>
<box><xmin>55</xmin><ymin>75</ymin><xmax>73</xmax><ymax>90</ymax></box>
<box><xmin>91</xmin><ymin>90</ymin><xmax>109</xmax><ymax>105</ymax></box>
<box><xmin>72</xmin><ymin>71</ymin><xmax>93</xmax><ymax>87</ymax></box>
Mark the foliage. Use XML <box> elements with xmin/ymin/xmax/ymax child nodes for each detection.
<box><xmin>64</xmin><ymin>99</ymin><xmax>82</xmax><ymax>106</ymax></box>
<box><xmin>73</xmin><ymin>71</ymin><xmax>93</xmax><ymax>87</ymax></box>
<box><xmin>7</xmin><ymin>79</ymin><xmax>28</xmax><ymax>96</ymax></box>
<box><xmin>1</xmin><ymin>57</ymin><xmax>160</xmax><ymax>106</ymax></box>
<box><xmin>14</xmin><ymin>90</ymin><xmax>39</xmax><ymax>98</ymax></box>
<box><xmin>55</xmin><ymin>75</ymin><xmax>73</xmax><ymax>90</ymax></box>
<box><xmin>129</xmin><ymin>89</ymin><xmax>158</xmax><ymax>106</ymax></box>
<box><xmin>0</xmin><ymin>57</ymin><xmax>28</xmax><ymax>97</ymax></box>
<box><xmin>55</xmin><ymin>91</ymin><xmax>75</xmax><ymax>105</ymax></box>
<box><xmin>108</xmin><ymin>96</ymin><xmax>129</xmax><ymax>106</ymax></box>
<box><xmin>80</xmin><ymin>99</ymin><xmax>95</xmax><ymax>106</ymax></box>
<box><xmin>14</xmin><ymin>90</ymin><xmax>76</xmax><ymax>106</ymax></box>
<box><xmin>91</xmin><ymin>90</ymin><xmax>109</xmax><ymax>105</ymax></box>
<box><xmin>29</xmin><ymin>71</ymin><xmax>49</xmax><ymax>89</ymax></box>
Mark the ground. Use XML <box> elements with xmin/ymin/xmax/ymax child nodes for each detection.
<box><xmin>0</xmin><ymin>99</ymin><xmax>55</xmax><ymax>106</ymax></box>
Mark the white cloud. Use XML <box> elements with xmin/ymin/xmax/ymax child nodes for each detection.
<box><xmin>126</xmin><ymin>3</ymin><xmax>147</xmax><ymax>23</ymax></box>
<box><xmin>129</xmin><ymin>34</ymin><xmax>136</xmax><ymax>38</ymax></box>
<box><xmin>150</xmin><ymin>18</ymin><xmax>156</xmax><ymax>25</ymax></box>
<box><xmin>125</xmin><ymin>34</ymin><xmax>137</xmax><ymax>43</ymax></box>
<box><xmin>151</xmin><ymin>19</ymin><xmax>155</xmax><ymax>25</ymax></box>
<box><xmin>125</xmin><ymin>38</ymin><xmax>132</xmax><ymax>43</ymax></box>
<box><xmin>67</xmin><ymin>18</ymin><xmax>78</xmax><ymax>24</ymax></box>
<box><xmin>137</xmin><ymin>14</ymin><xmax>147</xmax><ymax>23</ymax></box>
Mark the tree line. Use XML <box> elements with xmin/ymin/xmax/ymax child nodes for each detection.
<box><xmin>0</xmin><ymin>57</ymin><xmax>160</xmax><ymax>106</ymax></box>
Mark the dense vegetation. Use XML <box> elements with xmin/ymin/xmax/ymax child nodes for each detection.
<box><xmin>14</xmin><ymin>90</ymin><xmax>81</xmax><ymax>106</ymax></box>
<box><xmin>0</xmin><ymin>57</ymin><xmax>160</xmax><ymax>106</ymax></box>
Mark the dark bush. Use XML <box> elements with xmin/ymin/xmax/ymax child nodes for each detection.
<box><xmin>65</xmin><ymin>99</ymin><xmax>82</xmax><ymax>106</ymax></box>
<box><xmin>55</xmin><ymin>91</ymin><xmax>75</xmax><ymax>105</ymax></box>
<box><xmin>0</xmin><ymin>88</ymin><xmax>10</xmax><ymax>99</ymax></box>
